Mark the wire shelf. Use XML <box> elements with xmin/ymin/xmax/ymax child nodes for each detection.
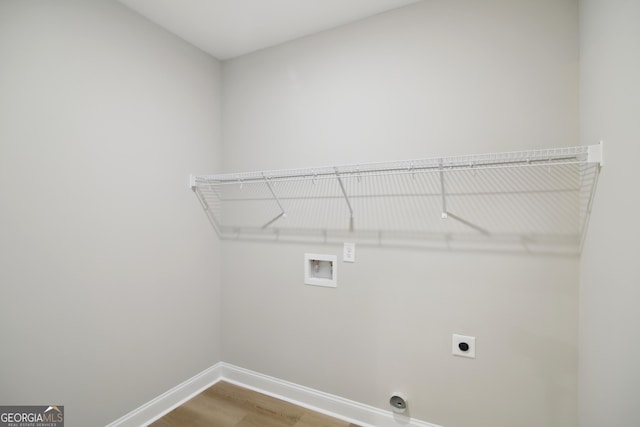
<box><xmin>191</xmin><ymin>144</ymin><xmax>602</xmax><ymax>254</ymax></box>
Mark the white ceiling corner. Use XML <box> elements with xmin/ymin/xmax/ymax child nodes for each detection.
<box><xmin>117</xmin><ymin>0</ymin><xmax>422</xmax><ymax>60</ymax></box>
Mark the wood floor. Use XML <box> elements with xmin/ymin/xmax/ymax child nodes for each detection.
<box><xmin>148</xmin><ymin>381</ymin><xmax>361</xmax><ymax>427</ymax></box>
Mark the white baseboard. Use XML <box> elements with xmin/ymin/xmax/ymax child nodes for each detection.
<box><xmin>219</xmin><ymin>363</ymin><xmax>443</xmax><ymax>427</ymax></box>
<box><xmin>106</xmin><ymin>362</ymin><xmax>443</xmax><ymax>427</ymax></box>
<box><xmin>105</xmin><ymin>362</ymin><xmax>223</xmax><ymax>427</ymax></box>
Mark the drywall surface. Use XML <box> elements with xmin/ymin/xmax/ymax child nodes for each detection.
<box><xmin>221</xmin><ymin>1</ymin><xmax>579</xmax><ymax>426</ymax></box>
<box><xmin>222</xmin><ymin>1</ymin><xmax>578</xmax><ymax>172</ymax></box>
<box><xmin>579</xmin><ymin>0</ymin><xmax>640</xmax><ymax>426</ymax></box>
<box><xmin>0</xmin><ymin>1</ymin><xmax>222</xmax><ymax>425</ymax></box>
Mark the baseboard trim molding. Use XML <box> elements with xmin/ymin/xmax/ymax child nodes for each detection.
<box><xmin>220</xmin><ymin>363</ymin><xmax>442</xmax><ymax>427</ymax></box>
<box><xmin>105</xmin><ymin>362</ymin><xmax>223</xmax><ymax>427</ymax></box>
<box><xmin>106</xmin><ymin>362</ymin><xmax>443</xmax><ymax>427</ymax></box>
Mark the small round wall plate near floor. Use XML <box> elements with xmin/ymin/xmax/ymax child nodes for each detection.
<box><xmin>389</xmin><ymin>393</ymin><xmax>407</xmax><ymax>413</ymax></box>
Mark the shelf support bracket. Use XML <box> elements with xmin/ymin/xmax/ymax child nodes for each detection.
<box><xmin>439</xmin><ymin>164</ymin><xmax>448</xmax><ymax>219</ymax></box>
<box><xmin>437</xmin><ymin>164</ymin><xmax>489</xmax><ymax>234</ymax></box>
<box><xmin>447</xmin><ymin>212</ymin><xmax>490</xmax><ymax>235</ymax></box>
<box><xmin>334</xmin><ymin>168</ymin><xmax>354</xmax><ymax>231</ymax></box>
<box><xmin>261</xmin><ymin>173</ymin><xmax>287</xmax><ymax>229</ymax></box>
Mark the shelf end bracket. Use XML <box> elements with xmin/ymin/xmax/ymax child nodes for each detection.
<box><xmin>587</xmin><ymin>141</ymin><xmax>604</xmax><ymax>168</ymax></box>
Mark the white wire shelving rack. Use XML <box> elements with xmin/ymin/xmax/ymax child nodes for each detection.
<box><xmin>190</xmin><ymin>143</ymin><xmax>603</xmax><ymax>253</ymax></box>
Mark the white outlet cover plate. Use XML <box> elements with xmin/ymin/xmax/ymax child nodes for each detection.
<box><xmin>452</xmin><ymin>334</ymin><xmax>476</xmax><ymax>358</ymax></box>
<box><xmin>343</xmin><ymin>242</ymin><xmax>355</xmax><ymax>263</ymax></box>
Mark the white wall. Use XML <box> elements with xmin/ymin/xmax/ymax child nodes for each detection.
<box><xmin>0</xmin><ymin>1</ymin><xmax>222</xmax><ymax>425</ymax></box>
<box><xmin>221</xmin><ymin>1</ymin><xmax>579</xmax><ymax>426</ymax></box>
<box><xmin>222</xmin><ymin>1</ymin><xmax>578</xmax><ymax>172</ymax></box>
<box><xmin>579</xmin><ymin>1</ymin><xmax>640</xmax><ymax>426</ymax></box>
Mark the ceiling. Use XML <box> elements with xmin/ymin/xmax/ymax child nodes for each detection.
<box><xmin>118</xmin><ymin>0</ymin><xmax>421</xmax><ymax>60</ymax></box>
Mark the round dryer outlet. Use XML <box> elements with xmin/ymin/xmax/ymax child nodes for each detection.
<box><xmin>389</xmin><ymin>393</ymin><xmax>407</xmax><ymax>413</ymax></box>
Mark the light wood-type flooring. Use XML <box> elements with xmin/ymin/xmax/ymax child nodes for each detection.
<box><xmin>148</xmin><ymin>381</ymin><xmax>361</xmax><ymax>427</ymax></box>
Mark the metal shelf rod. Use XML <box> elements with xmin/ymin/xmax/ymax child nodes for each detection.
<box><xmin>198</xmin><ymin>157</ymin><xmax>597</xmax><ymax>187</ymax></box>
<box><xmin>200</xmin><ymin>160</ymin><xmax>588</xmax><ymax>187</ymax></box>
<box><xmin>195</xmin><ymin>145</ymin><xmax>600</xmax><ymax>185</ymax></box>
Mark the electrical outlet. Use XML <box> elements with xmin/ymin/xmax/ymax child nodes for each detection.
<box><xmin>343</xmin><ymin>242</ymin><xmax>355</xmax><ymax>263</ymax></box>
<box><xmin>452</xmin><ymin>334</ymin><xmax>476</xmax><ymax>358</ymax></box>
